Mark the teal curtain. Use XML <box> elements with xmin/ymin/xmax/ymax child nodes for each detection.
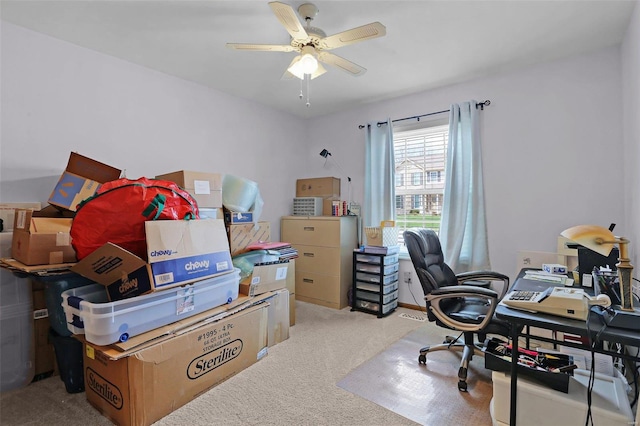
<box><xmin>440</xmin><ymin>101</ymin><xmax>490</xmax><ymax>272</ymax></box>
<box><xmin>364</xmin><ymin>120</ymin><xmax>395</xmax><ymax>232</ymax></box>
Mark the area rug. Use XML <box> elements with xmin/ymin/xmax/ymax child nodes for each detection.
<box><xmin>337</xmin><ymin>325</ymin><xmax>494</xmax><ymax>426</ymax></box>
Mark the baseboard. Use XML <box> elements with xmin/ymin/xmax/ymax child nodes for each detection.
<box><xmin>398</xmin><ymin>302</ymin><xmax>426</xmax><ymax>312</ymax></box>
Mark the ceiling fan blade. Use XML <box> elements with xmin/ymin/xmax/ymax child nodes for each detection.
<box><xmin>318</xmin><ymin>52</ymin><xmax>366</xmax><ymax>76</ymax></box>
<box><xmin>226</xmin><ymin>43</ymin><xmax>296</xmax><ymax>52</ymax></box>
<box><xmin>269</xmin><ymin>1</ymin><xmax>309</xmax><ymax>41</ymax></box>
<box><xmin>318</xmin><ymin>22</ymin><xmax>386</xmax><ymax>50</ymax></box>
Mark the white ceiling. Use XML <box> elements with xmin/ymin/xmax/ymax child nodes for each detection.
<box><xmin>1</xmin><ymin>1</ymin><xmax>636</xmax><ymax>118</ymax></box>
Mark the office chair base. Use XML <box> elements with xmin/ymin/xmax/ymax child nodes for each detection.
<box><xmin>418</xmin><ymin>338</ymin><xmax>486</xmax><ymax>392</ymax></box>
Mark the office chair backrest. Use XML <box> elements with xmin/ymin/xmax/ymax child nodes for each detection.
<box><xmin>404</xmin><ymin>228</ymin><xmax>458</xmax><ymax>295</ymax></box>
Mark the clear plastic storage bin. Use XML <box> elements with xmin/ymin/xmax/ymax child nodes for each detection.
<box><xmin>355</xmin><ymin>262</ymin><xmax>399</xmax><ymax>275</ymax></box>
<box><xmin>0</xmin><ymin>268</ymin><xmax>34</xmax><ymax>392</ymax></box>
<box><xmin>356</xmin><ymin>289</ymin><xmax>398</xmax><ymax>305</ymax></box>
<box><xmin>355</xmin><ymin>271</ymin><xmax>398</xmax><ymax>285</ymax></box>
<box><xmin>62</xmin><ymin>269</ymin><xmax>240</xmax><ymax>345</ymax></box>
<box><xmin>355</xmin><ymin>298</ymin><xmax>397</xmax><ymax>315</ymax></box>
<box><xmin>355</xmin><ymin>280</ymin><xmax>399</xmax><ymax>294</ymax></box>
<box><xmin>354</xmin><ymin>253</ymin><xmax>399</xmax><ymax>265</ymax></box>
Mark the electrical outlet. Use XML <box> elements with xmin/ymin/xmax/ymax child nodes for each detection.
<box><xmin>403</xmin><ymin>271</ymin><xmax>412</xmax><ymax>284</ymax></box>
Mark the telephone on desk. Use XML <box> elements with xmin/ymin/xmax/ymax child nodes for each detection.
<box><xmin>501</xmin><ymin>286</ymin><xmax>611</xmax><ymax>321</ymax></box>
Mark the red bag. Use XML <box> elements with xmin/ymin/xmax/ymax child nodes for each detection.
<box><xmin>70</xmin><ymin>177</ymin><xmax>199</xmax><ymax>260</ymax></box>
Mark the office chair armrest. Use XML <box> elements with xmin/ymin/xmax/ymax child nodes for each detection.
<box><xmin>430</xmin><ymin>285</ymin><xmax>498</xmax><ymax>299</ymax></box>
<box><xmin>456</xmin><ymin>271</ymin><xmax>510</xmax><ymax>300</ymax></box>
<box><xmin>426</xmin><ymin>285</ymin><xmax>498</xmax><ymax>332</ymax></box>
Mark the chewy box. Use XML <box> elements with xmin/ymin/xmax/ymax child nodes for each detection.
<box><xmin>83</xmin><ymin>303</ymin><xmax>268</xmax><ymax>426</ymax></box>
<box><xmin>62</xmin><ymin>269</ymin><xmax>240</xmax><ymax>345</ymax></box>
<box><xmin>72</xmin><ymin>219</ymin><xmax>233</xmax><ymax>300</ymax></box>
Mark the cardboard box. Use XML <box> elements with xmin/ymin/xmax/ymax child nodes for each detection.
<box><xmin>72</xmin><ymin>219</ymin><xmax>233</xmax><ymax>300</ymax></box>
<box><xmin>296</xmin><ymin>177</ymin><xmax>340</xmax><ymax>198</ymax></box>
<box><xmin>255</xmin><ymin>289</ymin><xmax>290</xmax><ymax>347</ymax></box>
<box><xmin>224</xmin><ymin>210</ymin><xmax>254</xmax><ymax>224</ymax></box>
<box><xmin>156</xmin><ymin>170</ymin><xmax>222</xmax><ymax>208</ymax></box>
<box><xmin>83</xmin><ymin>304</ymin><xmax>268</xmax><ymax>426</ymax></box>
<box><xmin>48</xmin><ymin>152</ymin><xmax>121</xmax><ymax>211</ymax></box>
<box><xmin>145</xmin><ymin>219</ymin><xmax>233</xmax><ymax>288</ymax></box>
<box><xmin>286</xmin><ymin>260</ymin><xmax>295</xmax><ymax>326</ymax></box>
<box><xmin>0</xmin><ymin>203</ymin><xmax>42</xmax><ymax>232</ymax></box>
<box><xmin>239</xmin><ymin>261</ymin><xmax>289</xmax><ymax>297</ymax></box>
<box><xmin>322</xmin><ymin>197</ymin><xmax>341</xmax><ymax>216</ymax></box>
<box><xmin>11</xmin><ymin>209</ymin><xmax>76</xmax><ymax>265</ymax></box>
<box><xmin>226</xmin><ymin>221</ymin><xmax>270</xmax><ymax>256</ymax></box>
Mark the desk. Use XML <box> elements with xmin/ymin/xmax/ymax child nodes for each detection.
<box><xmin>495</xmin><ymin>269</ymin><xmax>640</xmax><ymax>426</ymax></box>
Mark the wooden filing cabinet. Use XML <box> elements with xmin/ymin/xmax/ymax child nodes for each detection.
<box><xmin>280</xmin><ymin>216</ymin><xmax>357</xmax><ymax>309</ymax></box>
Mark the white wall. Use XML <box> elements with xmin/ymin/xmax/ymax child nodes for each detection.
<box><xmin>2</xmin><ymin>17</ymin><xmax>636</xmax><ymax>310</ymax></box>
<box><xmin>0</xmin><ymin>22</ymin><xmax>308</xmax><ymax>239</ymax></box>
<box><xmin>306</xmin><ymin>47</ymin><xmax>627</xmax><ymax>306</ymax></box>
<box><xmin>622</xmin><ymin>1</ymin><xmax>640</xmax><ymax>271</ymax></box>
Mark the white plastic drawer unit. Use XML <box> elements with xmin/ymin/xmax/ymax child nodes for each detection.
<box><xmin>61</xmin><ymin>269</ymin><xmax>240</xmax><ymax>346</ymax></box>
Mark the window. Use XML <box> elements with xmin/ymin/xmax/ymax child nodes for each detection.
<box><xmin>412</xmin><ymin>172</ymin><xmax>422</xmax><ymax>186</ymax></box>
<box><xmin>394</xmin><ymin>123</ymin><xmax>448</xmax><ymax>245</ymax></box>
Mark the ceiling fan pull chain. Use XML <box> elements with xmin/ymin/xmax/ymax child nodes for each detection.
<box><xmin>306</xmin><ymin>74</ymin><xmax>311</xmax><ymax>107</ymax></box>
<box><xmin>299</xmin><ymin>77</ymin><xmax>304</xmax><ymax>100</ymax></box>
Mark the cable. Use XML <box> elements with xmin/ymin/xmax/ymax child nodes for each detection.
<box><xmin>585</xmin><ymin>308</ymin><xmax>609</xmax><ymax>426</ymax></box>
<box><xmin>407</xmin><ymin>279</ymin><xmax>428</xmax><ymax>315</ymax></box>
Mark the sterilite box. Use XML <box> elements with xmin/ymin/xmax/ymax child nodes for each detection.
<box><xmin>354</xmin><ymin>253</ymin><xmax>399</xmax><ymax>265</ymax></box>
<box><xmin>355</xmin><ymin>280</ymin><xmax>399</xmax><ymax>294</ymax></box>
<box><xmin>356</xmin><ymin>271</ymin><xmax>398</xmax><ymax>285</ymax></box>
<box><xmin>61</xmin><ymin>270</ymin><xmax>240</xmax><ymax>345</ymax></box>
<box><xmin>355</xmin><ymin>262</ymin><xmax>399</xmax><ymax>275</ymax></box>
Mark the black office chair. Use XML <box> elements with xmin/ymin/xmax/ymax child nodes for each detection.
<box><xmin>403</xmin><ymin>228</ymin><xmax>511</xmax><ymax>391</ymax></box>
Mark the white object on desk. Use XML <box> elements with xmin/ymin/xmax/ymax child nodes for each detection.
<box><xmin>490</xmin><ymin>369</ymin><xmax>633</xmax><ymax>426</ymax></box>
<box><xmin>523</xmin><ymin>270</ymin><xmax>574</xmax><ymax>286</ymax></box>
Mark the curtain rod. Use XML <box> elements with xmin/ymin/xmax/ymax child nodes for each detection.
<box><xmin>357</xmin><ymin>100</ymin><xmax>491</xmax><ymax>129</ymax></box>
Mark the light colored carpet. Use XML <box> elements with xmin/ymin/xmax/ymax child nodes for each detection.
<box><xmin>0</xmin><ymin>301</ymin><xmax>493</xmax><ymax>425</ymax></box>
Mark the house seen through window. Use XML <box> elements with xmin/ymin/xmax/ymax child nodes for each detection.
<box><xmin>394</xmin><ymin>123</ymin><xmax>448</xmax><ymax>246</ymax></box>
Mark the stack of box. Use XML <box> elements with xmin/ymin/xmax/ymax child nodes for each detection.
<box><xmin>295</xmin><ymin>177</ymin><xmax>341</xmax><ymax>216</ymax></box>
<box><xmin>0</xmin><ymin>153</ymin><xmax>294</xmax><ymax>424</ymax></box>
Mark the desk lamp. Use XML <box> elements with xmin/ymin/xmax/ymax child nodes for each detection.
<box><xmin>561</xmin><ymin>225</ymin><xmax>637</xmax><ymax>324</ymax></box>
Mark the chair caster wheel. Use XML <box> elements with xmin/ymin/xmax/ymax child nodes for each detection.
<box><xmin>458</xmin><ymin>380</ymin><xmax>468</xmax><ymax>392</ymax></box>
<box><xmin>418</xmin><ymin>354</ymin><xmax>426</xmax><ymax>364</ymax></box>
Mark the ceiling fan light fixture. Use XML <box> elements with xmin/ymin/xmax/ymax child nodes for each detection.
<box><xmin>288</xmin><ymin>46</ymin><xmax>318</xmax><ymax>79</ymax></box>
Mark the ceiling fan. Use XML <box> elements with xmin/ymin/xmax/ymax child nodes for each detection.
<box><xmin>226</xmin><ymin>1</ymin><xmax>386</xmax><ymax>80</ymax></box>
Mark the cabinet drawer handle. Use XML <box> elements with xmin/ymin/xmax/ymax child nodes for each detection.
<box><xmin>303</xmin><ymin>252</ymin><xmax>315</xmax><ymax>257</ymax></box>
<box><xmin>303</xmin><ymin>278</ymin><xmax>314</xmax><ymax>283</ymax></box>
<box><xmin>303</xmin><ymin>226</ymin><xmax>315</xmax><ymax>231</ymax></box>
